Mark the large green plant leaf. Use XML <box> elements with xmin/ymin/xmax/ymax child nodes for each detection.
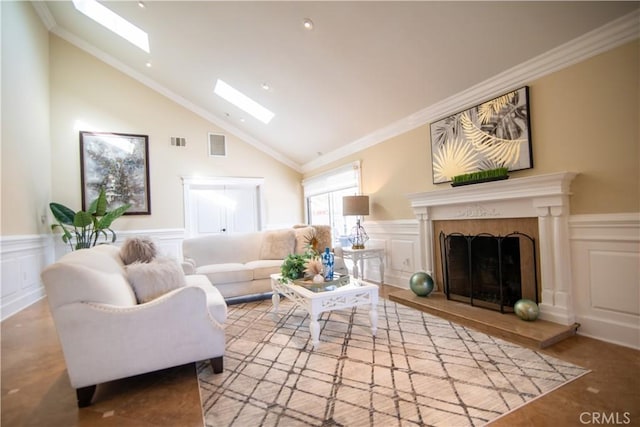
<box><xmin>49</xmin><ymin>203</ymin><xmax>75</xmax><ymax>225</ymax></box>
<box><xmin>93</xmin><ymin>188</ymin><xmax>108</xmax><ymax>216</ymax></box>
<box><xmin>73</xmin><ymin>211</ymin><xmax>93</xmax><ymax>228</ymax></box>
<box><xmin>96</xmin><ymin>204</ymin><xmax>131</xmax><ymax>229</ymax></box>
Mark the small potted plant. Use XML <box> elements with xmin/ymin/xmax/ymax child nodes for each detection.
<box><xmin>49</xmin><ymin>188</ymin><xmax>131</xmax><ymax>251</ymax></box>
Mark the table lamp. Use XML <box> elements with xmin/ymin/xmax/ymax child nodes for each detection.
<box><xmin>343</xmin><ymin>195</ymin><xmax>370</xmax><ymax>249</ymax></box>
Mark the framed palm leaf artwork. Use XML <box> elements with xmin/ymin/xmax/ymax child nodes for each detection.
<box><xmin>430</xmin><ymin>86</ymin><xmax>533</xmax><ymax>184</ymax></box>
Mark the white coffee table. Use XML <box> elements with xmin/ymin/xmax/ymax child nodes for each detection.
<box><xmin>270</xmin><ymin>273</ymin><xmax>379</xmax><ymax>349</ymax></box>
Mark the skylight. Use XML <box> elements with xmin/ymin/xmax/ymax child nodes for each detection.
<box><xmin>72</xmin><ymin>0</ymin><xmax>150</xmax><ymax>53</ymax></box>
<box><xmin>214</xmin><ymin>79</ymin><xmax>274</xmax><ymax>124</ymax></box>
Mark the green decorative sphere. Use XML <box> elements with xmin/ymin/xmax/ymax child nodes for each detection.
<box><xmin>514</xmin><ymin>299</ymin><xmax>540</xmax><ymax>321</ymax></box>
<box><xmin>409</xmin><ymin>272</ymin><xmax>434</xmax><ymax>297</ymax></box>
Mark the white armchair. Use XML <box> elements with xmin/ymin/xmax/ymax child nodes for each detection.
<box><xmin>40</xmin><ymin>245</ymin><xmax>226</xmax><ymax>407</ymax></box>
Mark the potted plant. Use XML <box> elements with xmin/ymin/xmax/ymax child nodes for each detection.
<box><xmin>49</xmin><ymin>188</ymin><xmax>131</xmax><ymax>251</ymax></box>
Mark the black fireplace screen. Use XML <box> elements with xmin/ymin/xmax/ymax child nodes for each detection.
<box><xmin>440</xmin><ymin>231</ymin><xmax>538</xmax><ymax>313</ymax></box>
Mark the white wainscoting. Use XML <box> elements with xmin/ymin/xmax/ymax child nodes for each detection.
<box><xmin>0</xmin><ymin>235</ymin><xmax>52</xmax><ymax>321</ymax></box>
<box><xmin>2</xmin><ymin>229</ymin><xmax>186</xmax><ymax>322</ymax></box>
<box><xmin>570</xmin><ymin>213</ymin><xmax>640</xmax><ymax>349</ymax></box>
<box><xmin>367</xmin><ymin>214</ymin><xmax>640</xmax><ymax>349</ymax></box>
<box><xmin>4</xmin><ymin>217</ymin><xmax>638</xmax><ymax>349</ymax></box>
<box><xmin>355</xmin><ymin>220</ymin><xmax>421</xmax><ymax>289</ymax></box>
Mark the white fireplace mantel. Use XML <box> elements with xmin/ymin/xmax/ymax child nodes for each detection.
<box><xmin>407</xmin><ymin>172</ymin><xmax>578</xmax><ymax>325</ymax></box>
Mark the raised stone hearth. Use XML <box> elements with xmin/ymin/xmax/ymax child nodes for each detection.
<box><xmin>389</xmin><ymin>289</ymin><xmax>579</xmax><ymax>348</ymax></box>
<box><xmin>407</xmin><ymin>172</ymin><xmax>578</xmax><ymax>325</ymax></box>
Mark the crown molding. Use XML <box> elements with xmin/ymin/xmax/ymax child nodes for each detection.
<box><xmin>32</xmin><ymin>3</ymin><xmax>637</xmax><ymax>176</ymax></box>
<box><xmin>301</xmin><ymin>9</ymin><xmax>640</xmax><ymax>173</ymax></box>
<box><xmin>30</xmin><ymin>1</ymin><xmax>56</xmax><ymax>30</ymax></box>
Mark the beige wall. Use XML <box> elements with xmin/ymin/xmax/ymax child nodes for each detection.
<box><xmin>3</xmin><ymin>4</ymin><xmax>638</xmax><ymax>237</ymax></box>
<box><xmin>306</xmin><ymin>40</ymin><xmax>640</xmax><ymax>220</ymax></box>
<box><xmin>48</xmin><ymin>36</ymin><xmax>303</xmax><ymax>231</ymax></box>
<box><xmin>1</xmin><ymin>2</ymin><xmax>52</xmax><ymax>236</ymax></box>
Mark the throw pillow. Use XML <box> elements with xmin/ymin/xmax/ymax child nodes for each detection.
<box><xmin>259</xmin><ymin>229</ymin><xmax>295</xmax><ymax>260</ymax></box>
<box><xmin>126</xmin><ymin>257</ymin><xmax>186</xmax><ymax>303</ymax></box>
<box><xmin>294</xmin><ymin>226</ymin><xmax>316</xmax><ymax>255</ymax></box>
<box><xmin>120</xmin><ymin>236</ymin><xmax>157</xmax><ymax>265</ymax></box>
<box><xmin>312</xmin><ymin>225</ymin><xmax>332</xmax><ymax>252</ymax></box>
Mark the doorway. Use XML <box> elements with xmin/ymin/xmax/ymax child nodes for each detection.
<box><xmin>182</xmin><ymin>176</ymin><xmax>263</xmax><ymax>237</ymax></box>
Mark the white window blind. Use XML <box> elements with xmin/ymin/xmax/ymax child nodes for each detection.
<box><xmin>302</xmin><ymin>161</ymin><xmax>361</xmax><ymax>198</ymax></box>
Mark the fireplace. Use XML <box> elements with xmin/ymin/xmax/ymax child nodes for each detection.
<box><xmin>407</xmin><ymin>172</ymin><xmax>577</xmax><ymax>325</ymax></box>
<box><xmin>440</xmin><ymin>231</ymin><xmax>538</xmax><ymax>312</ymax></box>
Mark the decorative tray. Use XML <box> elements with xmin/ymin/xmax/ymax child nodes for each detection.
<box><xmin>293</xmin><ymin>274</ymin><xmax>351</xmax><ymax>293</ymax></box>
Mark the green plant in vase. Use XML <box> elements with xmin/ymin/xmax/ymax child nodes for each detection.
<box><xmin>49</xmin><ymin>188</ymin><xmax>131</xmax><ymax>251</ymax></box>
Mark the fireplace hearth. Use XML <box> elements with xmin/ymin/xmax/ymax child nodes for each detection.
<box><xmin>440</xmin><ymin>231</ymin><xmax>538</xmax><ymax>313</ymax></box>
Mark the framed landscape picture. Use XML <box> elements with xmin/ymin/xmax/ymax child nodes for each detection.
<box><xmin>80</xmin><ymin>131</ymin><xmax>151</xmax><ymax>214</ymax></box>
<box><xmin>430</xmin><ymin>86</ymin><xmax>533</xmax><ymax>184</ymax></box>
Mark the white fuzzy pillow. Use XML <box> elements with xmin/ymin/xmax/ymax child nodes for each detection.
<box><xmin>126</xmin><ymin>257</ymin><xmax>186</xmax><ymax>303</ymax></box>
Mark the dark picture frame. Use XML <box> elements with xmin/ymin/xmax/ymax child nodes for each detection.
<box><xmin>80</xmin><ymin>131</ymin><xmax>151</xmax><ymax>214</ymax></box>
<box><xmin>430</xmin><ymin>86</ymin><xmax>533</xmax><ymax>184</ymax></box>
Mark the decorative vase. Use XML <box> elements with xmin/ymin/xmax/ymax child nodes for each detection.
<box><xmin>514</xmin><ymin>299</ymin><xmax>540</xmax><ymax>321</ymax></box>
<box><xmin>409</xmin><ymin>272</ymin><xmax>434</xmax><ymax>297</ymax></box>
<box><xmin>322</xmin><ymin>247</ymin><xmax>335</xmax><ymax>280</ymax></box>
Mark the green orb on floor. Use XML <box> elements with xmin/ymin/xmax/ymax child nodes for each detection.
<box><xmin>409</xmin><ymin>272</ymin><xmax>434</xmax><ymax>297</ymax></box>
<box><xmin>514</xmin><ymin>299</ymin><xmax>540</xmax><ymax>321</ymax></box>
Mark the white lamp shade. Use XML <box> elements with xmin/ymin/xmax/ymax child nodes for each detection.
<box><xmin>343</xmin><ymin>195</ymin><xmax>369</xmax><ymax>216</ymax></box>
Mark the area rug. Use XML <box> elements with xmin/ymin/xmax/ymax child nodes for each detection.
<box><xmin>198</xmin><ymin>297</ymin><xmax>589</xmax><ymax>426</ymax></box>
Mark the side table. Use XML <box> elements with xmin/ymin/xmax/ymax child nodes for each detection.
<box><xmin>340</xmin><ymin>247</ymin><xmax>385</xmax><ymax>284</ymax></box>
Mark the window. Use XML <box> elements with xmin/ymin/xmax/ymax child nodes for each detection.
<box><xmin>302</xmin><ymin>161</ymin><xmax>362</xmax><ymax>246</ymax></box>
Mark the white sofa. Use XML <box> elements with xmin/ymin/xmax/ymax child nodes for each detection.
<box><xmin>40</xmin><ymin>244</ymin><xmax>227</xmax><ymax>407</ymax></box>
<box><xmin>182</xmin><ymin>226</ymin><xmax>347</xmax><ymax>299</ymax></box>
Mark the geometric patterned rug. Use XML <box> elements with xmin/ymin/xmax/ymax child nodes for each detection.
<box><xmin>198</xmin><ymin>297</ymin><xmax>589</xmax><ymax>426</ymax></box>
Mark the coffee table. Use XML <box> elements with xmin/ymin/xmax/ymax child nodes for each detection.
<box><xmin>270</xmin><ymin>274</ymin><xmax>379</xmax><ymax>349</ymax></box>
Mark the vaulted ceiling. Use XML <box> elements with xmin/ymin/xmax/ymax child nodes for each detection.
<box><xmin>35</xmin><ymin>1</ymin><xmax>639</xmax><ymax>172</ymax></box>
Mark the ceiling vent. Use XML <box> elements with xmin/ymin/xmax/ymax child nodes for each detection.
<box><xmin>208</xmin><ymin>133</ymin><xmax>226</xmax><ymax>157</ymax></box>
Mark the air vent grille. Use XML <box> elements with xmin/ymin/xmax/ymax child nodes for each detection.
<box><xmin>208</xmin><ymin>133</ymin><xmax>226</xmax><ymax>157</ymax></box>
<box><xmin>171</xmin><ymin>137</ymin><xmax>186</xmax><ymax>147</ymax></box>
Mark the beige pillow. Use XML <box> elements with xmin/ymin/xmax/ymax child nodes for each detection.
<box><xmin>294</xmin><ymin>226</ymin><xmax>316</xmax><ymax>255</ymax></box>
<box><xmin>126</xmin><ymin>257</ymin><xmax>186</xmax><ymax>303</ymax></box>
<box><xmin>259</xmin><ymin>229</ymin><xmax>295</xmax><ymax>260</ymax></box>
<box><xmin>120</xmin><ymin>236</ymin><xmax>157</xmax><ymax>265</ymax></box>
<box><xmin>312</xmin><ymin>225</ymin><xmax>333</xmax><ymax>252</ymax></box>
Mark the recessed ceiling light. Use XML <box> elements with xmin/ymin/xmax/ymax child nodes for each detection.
<box><xmin>145</xmin><ymin>61</ymin><xmax>152</xmax><ymax>68</ymax></box>
<box><xmin>214</xmin><ymin>79</ymin><xmax>274</xmax><ymax>124</ymax></box>
<box><xmin>303</xmin><ymin>18</ymin><xmax>314</xmax><ymax>30</ymax></box>
<box><xmin>72</xmin><ymin>0</ymin><xmax>150</xmax><ymax>53</ymax></box>
<box><xmin>261</xmin><ymin>83</ymin><xmax>270</xmax><ymax>91</ymax></box>
<box><xmin>137</xmin><ymin>1</ymin><xmax>145</xmax><ymax>8</ymax></box>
